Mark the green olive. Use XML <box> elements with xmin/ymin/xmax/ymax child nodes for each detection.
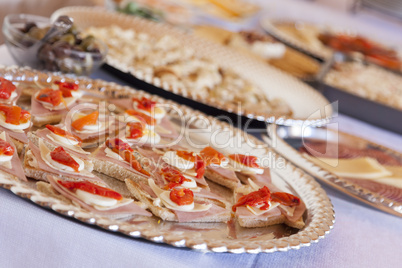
<box><xmin>59</xmin><ymin>33</ymin><xmax>76</xmax><ymax>46</ymax></box>
<box><xmin>27</xmin><ymin>27</ymin><xmax>47</xmax><ymax>40</ymax></box>
<box><xmin>81</xmin><ymin>36</ymin><xmax>97</xmax><ymax>51</ymax></box>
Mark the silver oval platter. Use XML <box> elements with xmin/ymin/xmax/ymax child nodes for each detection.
<box><xmin>50</xmin><ymin>6</ymin><xmax>332</xmax><ymax>127</ymax></box>
<box><xmin>0</xmin><ymin>65</ymin><xmax>334</xmax><ymax>253</ymax></box>
<box><xmin>264</xmin><ymin>125</ymin><xmax>402</xmax><ymax>217</ymax></box>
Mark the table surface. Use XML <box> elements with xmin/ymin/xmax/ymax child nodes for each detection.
<box><xmin>1</xmin><ymin>1</ymin><xmax>402</xmax><ymax>266</ymax></box>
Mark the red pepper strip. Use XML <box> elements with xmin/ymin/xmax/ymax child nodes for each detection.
<box><xmin>232</xmin><ymin>186</ymin><xmax>271</xmax><ymax>212</ymax></box>
<box><xmin>58</xmin><ymin>180</ymin><xmax>123</xmax><ymax>200</ymax></box>
<box><xmin>170</xmin><ymin>188</ymin><xmax>194</xmax><ymax>206</ymax></box>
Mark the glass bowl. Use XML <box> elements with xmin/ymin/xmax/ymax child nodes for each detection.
<box><xmin>2</xmin><ymin>14</ymin><xmax>108</xmax><ymax>76</ymax></box>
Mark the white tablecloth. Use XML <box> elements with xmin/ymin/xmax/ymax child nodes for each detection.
<box><xmin>1</xmin><ymin>2</ymin><xmax>402</xmax><ymax>266</ymax></box>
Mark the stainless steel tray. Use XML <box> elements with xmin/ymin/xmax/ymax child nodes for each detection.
<box><xmin>264</xmin><ymin>125</ymin><xmax>402</xmax><ymax>217</ymax></box>
<box><xmin>0</xmin><ymin>65</ymin><xmax>334</xmax><ymax>253</ymax></box>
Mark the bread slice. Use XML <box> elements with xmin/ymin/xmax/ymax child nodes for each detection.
<box><xmin>10</xmin><ymin>137</ymin><xmax>24</xmax><ymax>154</ymax></box>
<box><xmin>32</xmin><ymin>113</ymin><xmax>63</xmax><ymax>127</ymax></box>
<box><xmin>237</xmin><ymin>213</ymin><xmax>304</xmax><ymax>229</ymax></box>
<box><xmin>36</xmin><ymin>180</ymin><xmax>150</xmax><ymax>220</ymax></box>
<box><xmin>125</xmin><ymin>179</ymin><xmax>230</xmax><ymax>223</ymax></box>
<box><xmin>234</xmin><ymin>185</ymin><xmax>305</xmax><ymax>229</ymax></box>
<box><xmin>91</xmin><ymin>147</ymin><xmax>148</xmax><ymax>183</ymax></box>
<box><xmin>28</xmin><ymin>132</ymin><xmax>55</xmax><ymax>149</ymax></box>
<box><xmin>23</xmin><ymin>146</ymin><xmax>92</xmax><ymax>182</ymax></box>
<box><xmin>0</xmin><ymin>170</ymin><xmax>20</xmax><ymax>182</ymax></box>
<box><xmin>237</xmin><ymin>214</ymin><xmax>286</xmax><ymax>228</ymax></box>
<box><xmin>234</xmin><ymin>172</ymin><xmax>252</xmax><ymax>184</ymax></box>
<box><xmin>36</xmin><ymin>181</ymin><xmax>72</xmax><ymax>204</ymax></box>
<box><xmin>204</xmin><ymin>168</ymin><xmax>239</xmax><ymax>190</ymax></box>
<box><xmin>23</xmin><ymin>151</ymin><xmax>60</xmax><ymax>182</ymax></box>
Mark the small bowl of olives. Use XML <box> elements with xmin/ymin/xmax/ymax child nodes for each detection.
<box><xmin>2</xmin><ymin>14</ymin><xmax>107</xmax><ymax>76</ymax></box>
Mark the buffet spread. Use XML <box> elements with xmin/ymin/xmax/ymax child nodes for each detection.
<box><xmin>1</xmin><ymin>0</ymin><xmax>402</xmax><ymax>254</ymax></box>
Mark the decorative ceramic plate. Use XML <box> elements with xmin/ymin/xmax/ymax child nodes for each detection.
<box><xmin>0</xmin><ymin>65</ymin><xmax>334</xmax><ymax>253</ymax></box>
<box><xmin>50</xmin><ymin>6</ymin><xmax>332</xmax><ymax>127</ymax></box>
<box><xmin>264</xmin><ymin>125</ymin><xmax>402</xmax><ymax>217</ymax></box>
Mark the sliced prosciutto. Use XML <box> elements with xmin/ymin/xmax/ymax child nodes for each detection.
<box><xmin>110</xmin><ymin>98</ymin><xmax>132</xmax><ymax>110</ymax></box>
<box><xmin>301</xmin><ymin>141</ymin><xmax>401</xmax><ymax>166</ymax></box>
<box><xmin>27</xmin><ymin>141</ymin><xmax>102</xmax><ymax>183</ymax></box>
<box><xmin>30</xmin><ymin>95</ymin><xmax>68</xmax><ymax>117</ymax></box>
<box><xmin>235</xmin><ymin>182</ymin><xmax>305</xmax><ymax>223</ymax></box>
<box><xmin>0</xmin><ymin>125</ymin><xmax>28</xmax><ymax>143</ymax></box>
<box><xmin>347</xmin><ymin>178</ymin><xmax>402</xmax><ymax>203</ymax></box>
<box><xmin>48</xmin><ymin>175</ymin><xmax>151</xmax><ymax>217</ymax></box>
<box><xmin>92</xmin><ymin>143</ymin><xmax>150</xmax><ymax>180</ymax></box>
<box><xmin>278</xmin><ymin>199</ymin><xmax>306</xmax><ymax>222</ymax></box>
<box><xmin>207</xmin><ymin>166</ymin><xmax>239</xmax><ymax>183</ymax></box>
<box><xmin>137</xmin><ymin>147</ymin><xmax>209</xmax><ymax>187</ymax></box>
<box><xmin>35</xmin><ymin>128</ymin><xmax>90</xmax><ymax>159</ymax></box>
<box><xmin>251</xmin><ymin>168</ymin><xmax>272</xmax><ymax>184</ymax></box>
<box><xmin>0</xmin><ymin>132</ymin><xmax>26</xmax><ymax>181</ymax></box>
<box><xmin>194</xmin><ymin>188</ymin><xmax>227</xmax><ymax>202</ymax></box>
<box><xmin>235</xmin><ymin>168</ymin><xmax>272</xmax><ymax>184</ymax></box>
<box><xmin>156</xmin><ymin>116</ymin><xmax>179</xmax><ymax>140</ymax></box>
<box><xmin>138</xmin><ymin>181</ymin><xmax>157</xmax><ymax>198</ymax></box>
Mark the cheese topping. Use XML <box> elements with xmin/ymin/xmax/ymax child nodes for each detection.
<box><xmin>46</xmin><ymin>134</ymin><xmax>90</xmax><ymax>155</ymax></box>
<box><xmin>0</xmin><ymin>132</ymin><xmax>13</xmax><ymax>162</ymax></box>
<box><xmin>183</xmin><ymin>169</ymin><xmax>197</xmax><ymax>177</ymax></box>
<box><xmin>39</xmin><ymin>140</ymin><xmax>89</xmax><ymax>175</ymax></box>
<box><xmin>123</xmin><ymin>112</ymin><xmax>154</xmax><ymax>130</ymax></box>
<box><xmin>47</xmin><ymin>130</ymin><xmax>79</xmax><ymax>146</ymax></box>
<box><xmin>382</xmin><ymin>166</ymin><xmax>402</xmax><ymax>180</ymax></box>
<box><xmin>368</xmin><ymin>165</ymin><xmax>402</xmax><ymax>189</ymax></box>
<box><xmin>73</xmin><ymin>113</ymin><xmax>107</xmax><ymax>134</ymax></box>
<box><xmin>35</xmin><ymin>90</ymin><xmax>78</xmax><ymax>111</ymax></box>
<box><xmin>181</xmin><ymin>175</ymin><xmax>198</xmax><ymax>189</ymax></box>
<box><xmin>0</xmin><ymin>91</ymin><xmax>18</xmax><ymax>102</ymax></box>
<box><xmin>148</xmin><ymin>179</ymin><xmax>211</xmax><ymax>212</ymax></box>
<box><xmin>372</xmin><ymin>178</ymin><xmax>402</xmax><ymax>189</ymax></box>
<box><xmin>229</xmin><ymin>158</ymin><xmax>264</xmax><ymax>175</ymax></box>
<box><xmin>133</xmin><ymin>103</ymin><xmax>166</xmax><ymax>120</ymax></box>
<box><xmin>104</xmin><ymin>147</ymin><xmax>124</xmax><ymax>161</ymax></box>
<box><xmin>125</xmin><ymin>125</ymin><xmax>161</xmax><ymax>145</ymax></box>
<box><xmin>76</xmin><ymin>189</ymin><xmax>117</xmax><ymax>207</ymax></box>
<box><xmin>75</xmin><ymin>189</ymin><xmax>133</xmax><ymax>210</ymax></box>
<box><xmin>70</xmin><ymin>90</ymin><xmax>84</xmax><ymax>99</ymax></box>
<box><xmin>0</xmin><ymin>112</ymin><xmax>30</xmax><ymax>130</ymax></box>
<box><xmin>246</xmin><ymin>202</ymin><xmax>280</xmax><ymax>216</ymax></box>
<box><xmin>210</xmin><ymin>157</ymin><xmax>229</xmax><ymax>168</ymax></box>
<box><xmin>0</xmin><ymin>159</ymin><xmax>12</xmax><ymax>169</ymax></box>
<box><xmin>162</xmin><ymin>151</ymin><xmax>194</xmax><ymax>170</ymax></box>
<box><xmin>251</xmin><ymin>42</ymin><xmax>286</xmax><ymax>59</ymax></box>
<box><xmin>304</xmin><ymin>155</ymin><xmax>392</xmax><ymax>179</ymax></box>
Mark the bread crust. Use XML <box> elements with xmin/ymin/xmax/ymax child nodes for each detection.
<box><xmin>10</xmin><ymin>137</ymin><xmax>24</xmax><ymax>154</ymax></box>
<box><xmin>91</xmin><ymin>147</ymin><xmax>148</xmax><ymax>183</ymax></box>
<box><xmin>32</xmin><ymin>114</ymin><xmax>63</xmax><ymax>127</ymax></box>
<box><xmin>204</xmin><ymin>168</ymin><xmax>240</xmax><ymax>190</ymax></box>
<box><xmin>234</xmin><ymin>185</ymin><xmax>305</xmax><ymax>229</ymax></box>
<box><xmin>237</xmin><ymin>214</ymin><xmax>304</xmax><ymax>229</ymax></box>
<box><xmin>36</xmin><ymin>181</ymin><xmax>72</xmax><ymax>204</ymax></box>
